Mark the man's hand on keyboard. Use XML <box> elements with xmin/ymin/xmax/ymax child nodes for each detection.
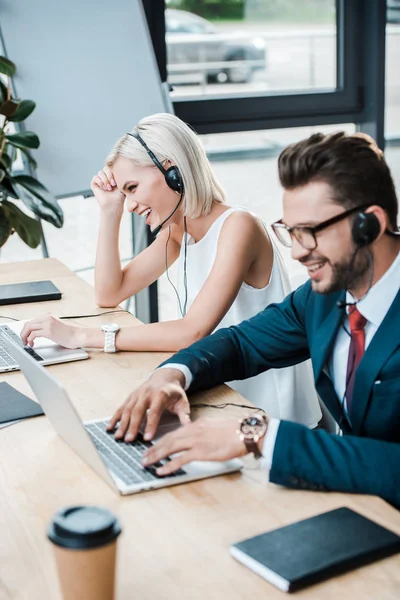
<box><xmin>142</xmin><ymin>417</ymin><xmax>248</xmax><ymax>476</ymax></box>
<box><xmin>20</xmin><ymin>314</ymin><xmax>84</xmax><ymax>349</ymax></box>
<box><xmin>107</xmin><ymin>368</ymin><xmax>190</xmax><ymax>443</ymax></box>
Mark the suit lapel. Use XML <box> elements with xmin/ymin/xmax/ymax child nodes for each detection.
<box><xmin>350</xmin><ymin>289</ymin><xmax>400</xmax><ymax>433</ymax></box>
<box><xmin>312</xmin><ymin>292</ymin><xmax>346</xmax><ymax>384</ymax></box>
<box><xmin>311</xmin><ymin>296</ymin><xmax>350</xmax><ymax>429</ymax></box>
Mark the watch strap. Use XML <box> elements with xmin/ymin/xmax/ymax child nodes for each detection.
<box><xmin>243</xmin><ymin>438</ymin><xmax>263</xmax><ymax>459</ymax></box>
<box><xmin>104</xmin><ymin>330</ymin><xmax>117</xmax><ymax>353</ymax></box>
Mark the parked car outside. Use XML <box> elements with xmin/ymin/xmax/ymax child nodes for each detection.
<box><xmin>165</xmin><ymin>9</ymin><xmax>267</xmax><ymax>85</ymax></box>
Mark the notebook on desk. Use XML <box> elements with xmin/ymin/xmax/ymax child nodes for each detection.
<box><xmin>0</xmin><ymin>322</ymin><xmax>88</xmax><ymax>373</ymax></box>
<box><xmin>0</xmin><ymin>381</ymin><xmax>44</xmax><ymax>428</ymax></box>
<box><xmin>1</xmin><ymin>330</ymin><xmax>242</xmax><ymax>495</ymax></box>
<box><xmin>0</xmin><ymin>280</ymin><xmax>62</xmax><ymax>305</ymax></box>
<box><xmin>230</xmin><ymin>507</ymin><xmax>400</xmax><ymax>592</ymax></box>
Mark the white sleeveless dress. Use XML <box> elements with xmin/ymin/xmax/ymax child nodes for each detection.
<box><xmin>177</xmin><ymin>207</ymin><xmax>321</xmax><ymax>427</ymax></box>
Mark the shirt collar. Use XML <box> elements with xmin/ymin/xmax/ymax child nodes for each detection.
<box><xmin>346</xmin><ymin>250</ymin><xmax>400</xmax><ymax>328</ymax></box>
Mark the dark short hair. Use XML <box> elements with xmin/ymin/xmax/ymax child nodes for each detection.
<box><xmin>278</xmin><ymin>131</ymin><xmax>398</xmax><ymax>230</ymax></box>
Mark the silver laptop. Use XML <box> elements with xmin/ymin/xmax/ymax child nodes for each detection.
<box><xmin>0</xmin><ymin>321</ymin><xmax>88</xmax><ymax>373</ymax></box>
<box><xmin>1</xmin><ymin>331</ymin><xmax>242</xmax><ymax>495</ymax></box>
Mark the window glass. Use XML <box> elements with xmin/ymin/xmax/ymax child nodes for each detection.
<box><xmin>385</xmin><ymin>12</ymin><xmax>400</xmax><ymax>139</ymax></box>
<box><xmin>165</xmin><ymin>0</ymin><xmax>337</xmax><ymax>96</ymax></box>
<box><xmin>385</xmin><ymin>9</ymin><xmax>400</xmax><ymax>217</ymax></box>
<box><xmin>166</xmin><ymin>13</ymin><xmax>216</xmax><ymax>34</ymax></box>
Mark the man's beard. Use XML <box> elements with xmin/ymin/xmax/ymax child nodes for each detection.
<box><xmin>309</xmin><ymin>246</ymin><xmax>371</xmax><ymax>294</ymax></box>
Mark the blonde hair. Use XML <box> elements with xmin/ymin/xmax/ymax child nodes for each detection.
<box><xmin>106</xmin><ymin>113</ymin><xmax>226</xmax><ymax>218</ymax></box>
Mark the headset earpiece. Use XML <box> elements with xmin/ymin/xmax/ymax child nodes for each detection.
<box><xmin>164</xmin><ymin>166</ymin><xmax>182</xmax><ymax>193</ymax></box>
<box><xmin>351</xmin><ymin>211</ymin><xmax>381</xmax><ymax>247</ymax></box>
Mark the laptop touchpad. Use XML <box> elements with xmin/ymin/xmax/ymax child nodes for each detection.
<box><xmin>36</xmin><ymin>345</ymin><xmax>81</xmax><ymax>359</ymax></box>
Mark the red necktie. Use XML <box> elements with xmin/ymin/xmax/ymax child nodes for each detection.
<box><xmin>345</xmin><ymin>306</ymin><xmax>367</xmax><ymax>413</ymax></box>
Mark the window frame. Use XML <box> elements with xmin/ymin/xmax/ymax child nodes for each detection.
<box><xmin>171</xmin><ymin>0</ymin><xmax>359</xmax><ymax>133</ymax></box>
<box><xmin>143</xmin><ymin>0</ymin><xmax>385</xmax><ymax>142</ymax></box>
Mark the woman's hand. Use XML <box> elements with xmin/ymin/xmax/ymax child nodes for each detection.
<box><xmin>90</xmin><ymin>165</ymin><xmax>125</xmax><ymax>213</ymax></box>
<box><xmin>107</xmin><ymin>369</ymin><xmax>191</xmax><ymax>442</ymax></box>
<box><xmin>20</xmin><ymin>315</ymin><xmax>84</xmax><ymax>349</ymax></box>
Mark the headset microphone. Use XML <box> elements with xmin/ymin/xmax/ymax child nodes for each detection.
<box><xmin>152</xmin><ymin>193</ymin><xmax>184</xmax><ymax>237</ymax></box>
<box><xmin>336</xmin><ymin>299</ymin><xmax>357</xmax><ymax>310</ymax></box>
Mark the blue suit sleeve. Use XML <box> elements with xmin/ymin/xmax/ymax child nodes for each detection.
<box><xmin>271</xmin><ymin>421</ymin><xmax>400</xmax><ymax>508</ymax></box>
<box><xmin>159</xmin><ymin>282</ymin><xmax>312</xmax><ymax>393</ymax></box>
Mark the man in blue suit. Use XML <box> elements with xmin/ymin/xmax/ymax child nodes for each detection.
<box><xmin>109</xmin><ymin>132</ymin><xmax>400</xmax><ymax>508</ymax></box>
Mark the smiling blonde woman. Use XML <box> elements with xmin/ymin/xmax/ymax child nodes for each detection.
<box><xmin>21</xmin><ymin>113</ymin><xmax>321</xmax><ymax>427</ymax></box>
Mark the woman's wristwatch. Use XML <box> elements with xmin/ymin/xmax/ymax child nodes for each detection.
<box><xmin>237</xmin><ymin>413</ymin><xmax>269</xmax><ymax>459</ymax></box>
<box><xmin>101</xmin><ymin>323</ymin><xmax>120</xmax><ymax>353</ymax></box>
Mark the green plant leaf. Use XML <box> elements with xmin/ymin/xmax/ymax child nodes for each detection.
<box><xmin>5</xmin><ymin>131</ymin><xmax>40</xmax><ymax>150</ymax></box>
<box><xmin>19</xmin><ymin>148</ymin><xmax>38</xmax><ymax>169</ymax></box>
<box><xmin>0</xmin><ymin>174</ymin><xmax>19</xmax><ymax>199</ymax></box>
<box><xmin>2</xmin><ymin>199</ymin><xmax>41</xmax><ymax>248</ymax></box>
<box><xmin>0</xmin><ymin>56</ymin><xmax>16</xmax><ymax>77</ymax></box>
<box><xmin>8</xmin><ymin>100</ymin><xmax>36</xmax><ymax>122</ymax></box>
<box><xmin>0</xmin><ymin>78</ymin><xmax>8</xmax><ymax>103</ymax></box>
<box><xmin>0</xmin><ymin>99</ymin><xmax>19</xmax><ymax>118</ymax></box>
<box><xmin>0</xmin><ymin>152</ymin><xmax>12</xmax><ymax>170</ymax></box>
<box><xmin>0</xmin><ymin>205</ymin><xmax>13</xmax><ymax>247</ymax></box>
<box><xmin>8</xmin><ymin>144</ymin><xmax>17</xmax><ymax>163</ymax></box>
<box><xmin>12</xmin><ymin>174</ymin><xmax>64</xmax><ymax>228</ymax></box>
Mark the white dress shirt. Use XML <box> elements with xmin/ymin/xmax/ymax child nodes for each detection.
<box><xmin>329</xmin><ymin>249</ymin><xmax>400</xmax><ymax>407</ymax></box>
<box><xmin>158</xmin><ymin>250</ymin><xmax>400</xmax><ymax>474</ymax></box>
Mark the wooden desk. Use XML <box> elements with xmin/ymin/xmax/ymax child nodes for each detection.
<box><xmin>0</xmin><ymin>259</ymin><xmax>399</xmax><ymax>600</ymax></box>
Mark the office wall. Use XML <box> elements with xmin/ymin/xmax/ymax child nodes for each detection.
<box><xmin>0</xmin><ymin>0</ymin><xmax>167</xmax><ymax>197</ymax></box>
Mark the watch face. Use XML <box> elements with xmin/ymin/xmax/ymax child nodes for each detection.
<box><xmin>101</xmin><ymin>323</ymin><xmax>119</xmax><ymax>333</ymax></box>
<box><xmin>240</xmin><ymin>414</ymin><xmax>266</xmax><ymax>440</ymax></box>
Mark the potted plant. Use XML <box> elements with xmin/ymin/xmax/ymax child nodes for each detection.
<box><xmin>0</xmin><ymin>55</ymin><xmax>63</xmax><ymax>248</ymax></box>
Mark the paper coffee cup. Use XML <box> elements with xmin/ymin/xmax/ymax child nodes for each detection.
<box><xmin>47</xmin><ymin>505</ymin><xmax>121</xmax><ymax>600</ymax></box>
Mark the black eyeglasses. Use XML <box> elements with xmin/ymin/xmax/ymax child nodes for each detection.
<box><xmin>271</xmin><ymin>204</ymin><xmax>370</xmax><ymax>250</ymax></box>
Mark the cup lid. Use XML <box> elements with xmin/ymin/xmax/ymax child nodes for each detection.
<box><xmin>47</xmin><ymin>505</ymin><xmax>121</xmax><ymax>549</ymax></box>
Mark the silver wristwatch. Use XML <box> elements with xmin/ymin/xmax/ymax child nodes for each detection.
<box><xmin>101</xmin><ymin>323</ymin><xmax>120</xmax><ymax>353</ymax></box>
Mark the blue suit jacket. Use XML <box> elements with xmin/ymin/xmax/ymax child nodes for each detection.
<box><xmin>160</xmin><ymin>281</ymin><xmax>400</xmax><ymax>508</ymax></box>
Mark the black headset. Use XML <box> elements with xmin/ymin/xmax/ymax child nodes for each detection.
<box><xmin>336</xmin><ymin>208</ymin><xmax>399</xmax><ymax>309</ymax></box>
<box><xmin>351</xmin><ymin>210</ymin><xmax>381</xmax><ymax>247</ymax></box>
<box><xmin>351</xmin><ymin>207</ymin><xmax>400</xmax><ymax>247</ymax></box>
<box><xmin>126</xmin><ymin>131</ymin><xmax>183</xmax><ymax>194</ymax></box>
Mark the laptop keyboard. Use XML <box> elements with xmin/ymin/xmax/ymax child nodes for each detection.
<box><xmin>0</xmin><ymin>325</ymin><xmax>43</xmax><ymax>368</ymax></box>
<box><xmin>85</xmin><ymin>420</ymin><xmax>186</xmax><ymax>486</ymax></box>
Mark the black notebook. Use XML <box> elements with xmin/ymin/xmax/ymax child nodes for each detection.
<box><xmin>0</xmin><ymin>280</ymin><xmax>62</xmax><ymax>305</ymax></box>
<box><xmin>0</xmin><ymin>382</ymin><xmax>44</xmax><ymax>425</ymax></box>
<box><xmin>230</xmin><ymin>507</ymin><xmax>400</xmax><ymax>593</ymax></box>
